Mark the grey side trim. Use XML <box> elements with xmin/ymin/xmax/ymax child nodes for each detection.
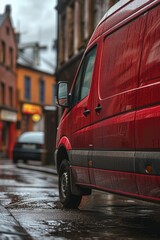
<box><xmin>70</xmin><ymin>149</ymin><xmax>135</xmax><ymax>172</ymax></box>
<box><xmin>70</xmin><ymin>149</ymin><xmax>160</xmax><ymax>175</ymax></box>
<box><xmin>92</xmin><ymin>150</ymin><xmax>135</xmax><ymax>172</ymax></box>
<box><xmin>70</xmin><ymin>150</ymin><xmax>89</xmax><ymax>167</ymax></box>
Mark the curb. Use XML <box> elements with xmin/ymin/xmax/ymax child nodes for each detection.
<box><xmin>16</xmin><ymin>163</ymin><xmax>57</xmax><ymax>175</ymax></box>
<box><xmin>0</xmin><ymin>204</ymin><xmax>33</xmax><ymax>239</ymax></box>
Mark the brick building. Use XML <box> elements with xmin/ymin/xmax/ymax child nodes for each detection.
<box><xmin>56</xmin><ymin>0</ymin><xmax>120</xmax><ymax>90</ymax></box>
<box><xmin>0</xmin><ymin>5</ymin><xmax>17</xmax><ymax>158</ymax></box>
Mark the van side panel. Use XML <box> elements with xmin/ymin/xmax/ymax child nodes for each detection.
<box><xmin>136</xmin><ymin>5</ymin><xmax>160</xmax><ymax>151</ymax></box>
<box><xmin>136</xmin><ymin>4</ymin><xmax>160</xmax><ymax>151</ymax></box>
<box><xmin>96</xmin><ymin>14</ymin><xmax>146</xmax><ymax>150</ymax></box>
<box><xmin>91</xmin><ymin>13</ymin><xmax>147</xmax><ymax>195</ymax></box>
<box><xmin>135</xmin><ymin>4</ymin><xmax>160</xmax><ymax>197</ymax></box>
<box><xmin>139</xmin><ymin>4</ymin><xmax>160</xmax><ymax>86</ymax></box>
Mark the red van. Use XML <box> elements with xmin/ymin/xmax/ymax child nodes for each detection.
<box><xmin>55</xmin><ymin>0</ymin><xmax>160</xmax><ymax>208</ymax></box>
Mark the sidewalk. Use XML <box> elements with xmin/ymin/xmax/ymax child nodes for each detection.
<box><xmin>0</xmin><ymin>159</ymin><xmax>56</xmax><ymax>239</ymax></box>
<box><xmin>16</xmin><ymin>162</ymin><xmax>57</xmax><ymax>175</ymax></box>
<box><xmin>0</xmin><ymin>158</ymin><xmax>57</xmax><ymax>175</ymax></box>
<box><xmin>0</xmin><ymin>192</ymin><xmax>33</xmax><ymax>239</ymax></box>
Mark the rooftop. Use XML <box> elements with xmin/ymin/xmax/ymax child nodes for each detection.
<box><xmin>17</xmin><ymin>42</ymin><xmax>55</xmax><ymax>75</ymax></box>
<box><xmin>0</xmin><ymin>5</ymin><xmax>11</xmax><ymax>26</ymax></box>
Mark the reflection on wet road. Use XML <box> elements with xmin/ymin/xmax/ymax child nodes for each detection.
<box><xmin>0</xmin><ymin>162</ymin><xmax>160</xmax><ymax>240</ymax></box>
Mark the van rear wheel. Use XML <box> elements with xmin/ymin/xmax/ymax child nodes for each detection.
<box><xmin>58</xmin><ymin>160</ymin><xmax>82</xmax><ymax>208</ymax></box>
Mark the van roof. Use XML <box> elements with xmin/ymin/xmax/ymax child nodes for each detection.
<box><xmin>99</xmin><ymin>0</ymin><xmax>133</xmax><ymax>26</ymax></box>
<box><xmin>88</xmin><ymin>0</ymin><xmax>157</xmax><ymax>46</ymax></box>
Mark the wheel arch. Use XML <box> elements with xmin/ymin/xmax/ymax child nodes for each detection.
<box><xmin>55</xmin><ymin>136</ymin><xmax>72</xmax><ymax>173</ymax></box>
<box><xmin>56</xmin><ymin>146</ymin><xmax>69</xmax><ymax>173</ymax></box>
<box><xmin>55</xmin><ymin>138</ymin><xmax>91</xmax><ymax>197</ymax></box>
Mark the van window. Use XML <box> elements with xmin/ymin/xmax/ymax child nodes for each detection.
<box><xmin>71</xmin><ymin>46</ymin><xmax>97</xmax><ymax>107</ymax></box>
<box><xmin>100</xmin><ymin>15</ymin><xmax>145</xmax><ymax>99</ymax></box>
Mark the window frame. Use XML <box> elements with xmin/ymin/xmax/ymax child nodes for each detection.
<box><xmin>71</xmin><ymin>45</ymin><xmax>97</xmax><ymax>108</ymax></box>
<box><xmin>1</xmin><ymin>41</ymin><xmax>6</xmax><ymax>64</ymax></box>
<box><xmin>0</xmin><ymin>82</ymin><xmax>5</xmax><ymax>105</ymax></box>
<box><xmin>24</xmin><ymin>76</ymin><xmax>31</xmax><ymax>101</ymax></box>
<box><xmin>9</xmin><ymin>86</ymin><xmax>13</xmax><ymax>107</ymax></box>
<box><xmin>9</xmin><ymin>47</ymin><xmax>13</xmax><ymax>69</ymax></box>
<box><xmin>39</xmin><ymin>79</ymin><xmax>45</xmax><ymax>103</ymax></box>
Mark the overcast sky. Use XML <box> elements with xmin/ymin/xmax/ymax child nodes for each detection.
<box><xmin>0</xmin><ymin>0</ymin><xmax>57</xmax><ymax>68</ymax></box>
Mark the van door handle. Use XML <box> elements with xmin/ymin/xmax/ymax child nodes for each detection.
<box><xmin>95</xmin><ymin>104</ymin><xmax>102</xmax><ymax>113</ymax></box>
<box><xmin>83</xmin><ymin>109</ymin><xmax>90</xmax><ymax>116</ymax></box>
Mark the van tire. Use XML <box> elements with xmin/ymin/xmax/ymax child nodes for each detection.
<box><xmin>58</xmin><ymin>160</ymin><xmax>82</xmax><ymax>208</ymax></box>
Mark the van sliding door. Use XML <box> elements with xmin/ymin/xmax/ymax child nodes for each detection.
<box><xmin>91</xmin><ymin>13</ymin><xmax>147</xmax><ymax>196</ymax></box>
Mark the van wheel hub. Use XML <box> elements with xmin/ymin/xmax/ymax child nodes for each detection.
<box><xmin>60</xmin><ymin>172</ymin><xmax>68</xmax><ymax>198</ymax></box>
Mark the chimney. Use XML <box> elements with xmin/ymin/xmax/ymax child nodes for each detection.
<box><xmin>5</xmin><ymin>5</ymin><xmax>11</xmax><ymax>15</ymax></box>
<box><xmin>33</xmin><ymin>43</ymin><xmax>40</xmax><ymax>66</ymax></box>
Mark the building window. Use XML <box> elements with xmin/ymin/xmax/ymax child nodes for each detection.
<box><xmin>39</xmin><ymin>79</ymin><xmax>45</xmax><ymax>103</ymax></box>
<box><xmin>59</xmin><ymin>14</ymin><xmax>66</xmax><ymax>64</ymax></box>
<box><xmin>9</xmin><ymin>47</ymin><xmax>13</xmax><ymax>69</ymax></box>
<box><xmin>68</xmin><ymin>3</ymin><xmax>74</xmax><ymax>57</ymax></box>
<box><xmin>88</xmin><ymin>0</ymin><xmax>94</xmax><ymax>38</ymax></box>
<box><xmin>9</xmin><ymin>86</ymin><xmax>13</xmax><ymax>106</ymax></box>
<box><xmin>93</xmin><ymin>2</ymin><xmax>99</xmax><ymax>28</ymax></box>
<box><xmin>78</xmin><ymin>0</ymin><xmax>85</xmax><ymax>48</ymax></box>
<box><xmin>6</xmin><ymin>26</ymin><xmax>10</xmax><ymax>35</ymax></box>
<box><xmin>1</xmin><ymin>41</ymin><xmax>6</xmax><ymax>64</ymax></box>
<box><xmin>24</xmin><ymin>76</ymin><xmax>31</xmax><ymax>101</ymax></box>
<box><xmin>0</xmin><ymin>83</ymin><xmax>5</xmax><ymax>105</ymax></box>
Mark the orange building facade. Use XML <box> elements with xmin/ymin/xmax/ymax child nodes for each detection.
<box><xmin>16</xmin><ymin>63</ymin><xmax>56</xmax><ymax>136</ymax></box>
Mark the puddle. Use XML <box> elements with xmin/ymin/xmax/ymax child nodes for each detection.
<box><xmin>0</xmin><ymin>173</ymin><xmax>31</xmax><ymax>185</ymax></box>
<box><xmin>0</xmin><ymin>233</ymin><xmax>28</xmax><ymax>240</ymax></box>
<box><xmin>6</xmin><ymin>192</ymin><xmax>59</xmax><ymax>210</ymax></box>
<box><xmin>32</xmin><ymin>218</ymin><xmax>134</xmax><ymax>239</ymax></box>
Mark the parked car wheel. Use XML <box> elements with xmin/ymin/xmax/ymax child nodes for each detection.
<box><xmin>58</xmin><ymin>160</ymin><xmax>82</xmax><ymax>208</ymax></box>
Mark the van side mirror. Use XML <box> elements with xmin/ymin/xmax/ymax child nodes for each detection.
<box><xmin>56</xmin><ymin>81</ymin><xmax>69</xmax><ymax>108</ymax></box>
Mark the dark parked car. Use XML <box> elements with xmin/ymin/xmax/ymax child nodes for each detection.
<box><xmin>12</xmin><ymin>131</ymin><xmax>45</xmax><ymax>164</ymax></box>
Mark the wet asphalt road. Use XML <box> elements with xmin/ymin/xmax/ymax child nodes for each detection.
<box><xmin>0</xmin><ymin>161</ymin><xmax>160</xmax><ymax>240</ymax></box>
